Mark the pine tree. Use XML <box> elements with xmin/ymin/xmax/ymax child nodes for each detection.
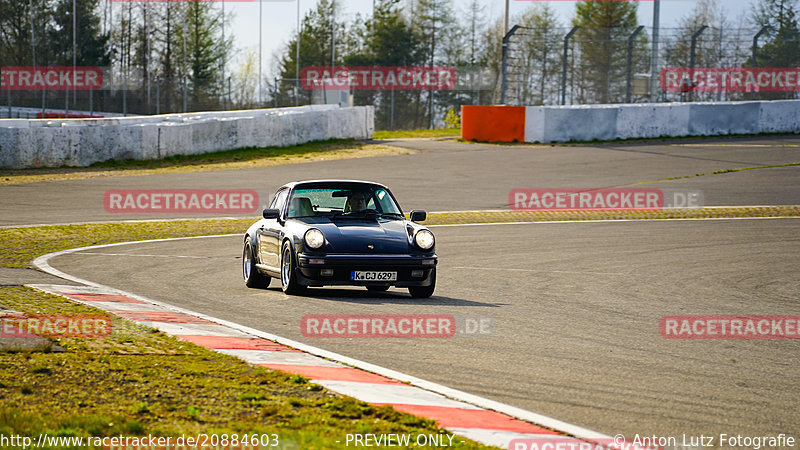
<box><xmin>362</xmin><ymin>0</ymin><xmax>426</xmax><ymax>129</ymax></box>
<box><xmin>751</xmin><ymin>0</ymin><xmax>800</xmax><ymax>67</ymax></box>
<box><xmin>48</xmin><ymin>0</ymin><xmax>109</xmax><ymax>67</ymax></box>
<box><xmin>409</xmin><ymin>0</ymin><xmax>457</xmax><ymax>128</ymax></box>
<box><xmin>174</xmin><ymin>2</ymin><xmax>230</xmax><ymax>110</ymax></box>
<box><xmin>277</xmin><ymin>0</ymin><xmax>346</xmax><ymax>106</ymax></box>
<box><xmin>663</xmin><ymin>0</ymin><xmax>737</xmax><ymax>101</ymax></box>
<box><xmin>0</xmin><ymin>0</ymin><xmax>36</xmax><ymax>65</ymax></box>
<box><xmin>516</xmin><ymin>4</ymin><xmax>562</xmax><ymax>105</ymax></box>
<box><xmin>572</xmin><ymin>1</ymin><xmax>640</xmax><ymax>104</ymax></box>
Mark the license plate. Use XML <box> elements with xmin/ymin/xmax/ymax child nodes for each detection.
<box><xmin>351</xmin><ymin>271</ymin><xmax>397</xmax><ymax>281</ymax></box>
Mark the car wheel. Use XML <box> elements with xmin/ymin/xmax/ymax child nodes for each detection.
<box><xmin>366</xmin><ymin>285</ymin><xmax>390</xmax><ymax>292</ymax></box>
<box><xmin>243</xmin><ymin>236</ymin><xmax>270</xmax><ymax>288</ymax></box>
<box><xmin>408</xmin><ymin>268</ymin><xmax>436</xmax><ymax>298</ymax></box>
<box><xmin>281</xmin><ymin>241</ymin><xmax>305</xmax><ymax>295</ymax></box>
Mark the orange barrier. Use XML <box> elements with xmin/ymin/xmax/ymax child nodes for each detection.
<box><xmin>461</xmin><ymin>105</ymin><xmax>525</xmax><ymax>143</ymax></box>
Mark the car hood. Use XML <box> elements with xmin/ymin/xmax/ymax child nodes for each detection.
<box><xmin>313</xmin><ymin>218</ymin><xmax>412</xmax><ymax>254</ymax></box>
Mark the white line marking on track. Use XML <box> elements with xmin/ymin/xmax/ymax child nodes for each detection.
<box><xmin>73</xmin><ymin>252</ymin><xmax>212</xmax><ymax>259</ymax></box>
<box><xmin>450</xmin><ymin>266</ymin><xmax>625</xmax><ymax>275</ymax></box>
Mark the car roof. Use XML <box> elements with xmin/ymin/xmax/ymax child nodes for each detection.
<box><xmin>279</xmin><ymin>180</ymin><xmax>390</xmax><ymax>190</ymax></box>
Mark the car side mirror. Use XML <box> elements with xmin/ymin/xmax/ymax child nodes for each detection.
<box><xmin>410</xmin><ymin>210</ymin><xmax>427</xmax><ymax>222</ymax></box>
<box><xmin>263</xmin><ymin>208</ymin><xmax>280</xmax><ymax>219</ymax></box>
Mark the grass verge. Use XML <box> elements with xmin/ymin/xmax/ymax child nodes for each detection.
<box><xmin>0</xmin><ymin>219</ymin><xmax>252</xmax><ymax>269</ymax></box>
<box><xmin>0</xmin><ymin>140</ymin><xmax>414</xmax><ymax>186</ymax></box>
<box><xmin>373</xmin><ymin>129</ymin><xmax>460</xmax><ymax>139</ymax></box>
<box><xmin>647</xmin><ymin>162</ymin><xmax>800</xmax><ymax>183</ymax></box>
<box><xmin>420</xmin><ymin>206</ymin><xmax>800</xmax><ymax>226</ymax></box>
<box><xmin>0</xmin><ymin>287</ymin><xmax>492</xmax><ymax>449</ymax></box>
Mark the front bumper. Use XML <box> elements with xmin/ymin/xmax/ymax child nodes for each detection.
<box><xmin>296</xmin><ymin>253</ymin><xmax>437</xmax><ymax>287</ymax></box>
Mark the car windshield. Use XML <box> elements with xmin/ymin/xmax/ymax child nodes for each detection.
<box><xmin>286</xmin><ymin>185</ymin><xmax>403</xmax><ymax>219</ymax></box>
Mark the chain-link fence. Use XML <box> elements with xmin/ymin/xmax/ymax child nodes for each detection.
<box><xmin>501</xmin><ymin>25</ymin><xmax>800</xmax><ymax>106</ymax></box>
<box><xmin>3</xmin><ymin>25</ymin><xmax>798</xmax><ymax>122</ymax></box>
<box><xmin>0</xmin><ymin>67</ymin><xmax>239</xmax><ymax>118</ymax></box>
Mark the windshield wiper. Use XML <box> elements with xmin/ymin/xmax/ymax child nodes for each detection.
<box><xmin>331</xmin><ymin>209</ymin><xmax>392</xmax><ymax>219</ymax></box>
<box><xmin>330</xmin><ymin>210</ymin><xmax>375</xmax><ymax>219</ymax></box>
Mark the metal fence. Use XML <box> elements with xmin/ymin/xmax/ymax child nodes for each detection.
<box><xmin>3</xmin><ymin>25</ymin><xmax>798</xmax><ymax>122</ymax></box>
<box><xmin>501</xmin><ymin>25</ymin><xmax>800</xmax><ymax>106</ymax></box>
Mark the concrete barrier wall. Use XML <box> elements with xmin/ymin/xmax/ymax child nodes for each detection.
<box><xmin>0</xmin><ymin>105</ymin><xmax>374</xmax><ymax>168</ymax></box>
<box><xmin>462</xmin><ymin>100</ymin><xmax>799</xmax><ymax>143</ymax></box>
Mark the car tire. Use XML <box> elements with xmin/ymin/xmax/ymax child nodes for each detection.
<box><xmin>366</xmin><ymin>285</ymin><xmax>390</xmax><ymax>292</ymax></box>
<box><xmin>243</xmin><ymin>236</ymin><xmax>270</xmax><ymax>288</ymax></box>
<box><xmin>408</xmin><ymin>268</ymin><xmax>436</xmax><ymax>298</ymax></box>
<box><xmin>281</xmin><ymin>241</ymin><xmax>306</xmax><ymax>295</ymax></box>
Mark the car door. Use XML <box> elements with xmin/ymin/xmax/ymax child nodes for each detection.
<box><xmin>259</xmin><ymin>188</ymin><xmax>288</xmax><ymax>271</ymax></box>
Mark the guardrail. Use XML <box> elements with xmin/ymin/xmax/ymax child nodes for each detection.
<box><xmin>462</xmin><ymin>100</ymin><xmax>800</xmax><ymax>143</ymax></box>
<box><xmin>0</xmin><ymin>105</ymin><xmax>374</xmax><ymax>169</ymax></box>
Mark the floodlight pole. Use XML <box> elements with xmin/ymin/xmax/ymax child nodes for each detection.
<box><xmin>649</xmin><ymin>0</ymin><xmax>660</xmax><ymax>102</ymax></box>
<box><xmin>297</xmin><ymin>0</ymin><xmax>301</xmax><ymax>106</ymax></box>
<box><xmin>503</xmin><ymin>0</ymin><xmax>509</xmax><ymax>35</ymax></box>
<box><xmin>259</xmin><ymin>0</ymin><xmax>262</xmax><ymax>106</ymax></box>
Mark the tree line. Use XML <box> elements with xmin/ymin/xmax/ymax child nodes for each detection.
<box><xmin>1</xmin><ymin>0</ymin><xmax>798</xmax><ymax>126</ymax></box>
<box><xmin>0</xmin><ymin>0</ymin><xmax>230</xmax><ymax>114</ymax></box>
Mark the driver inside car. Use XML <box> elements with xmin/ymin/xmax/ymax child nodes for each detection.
<box><xmin>344</xmin><ymin>191</ymin><xmax>368</xmax><ymax>213</ymax></box>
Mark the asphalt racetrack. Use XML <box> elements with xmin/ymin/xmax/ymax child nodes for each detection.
<box><xmin>7</xmin><ymin>136</ymin><xmax>800</xmax><ymax>441</ymax></box>
<box><xmin>3</xmin><ymin>137</ymin><xmax>800</xmax><ymax>226</ymax></box>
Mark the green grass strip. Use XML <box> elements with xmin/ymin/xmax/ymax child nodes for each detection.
<box><xmin>652</xmin><ymin>162</ymin><xmax>800</xmax><ymax>183</ymax></box>
<box><xmin>0</xmin><ymin>140</ymin><xmax>413</xmax><ymax>186</ymax></box>
<box><xmin>0</xmin><ymin>219</ymin><xmax>252</xmax><ymax>269</ymax></box>
<box><xmin>373</xmin><ymin>128</ymin><xmax>460</xmax><ymax>139</ymax></box>
<box><xmin>421</xmin><ymin>206</ymin><xmax>800</xmax><ymax>226</ymax></box>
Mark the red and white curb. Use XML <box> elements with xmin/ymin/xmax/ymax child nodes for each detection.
<box><xmin>30</xmin><ymin>238</ymin><xmax>612</xmax><ymax>449</ymax></box>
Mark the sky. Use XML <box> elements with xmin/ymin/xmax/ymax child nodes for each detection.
<box><xmin>224</xmin><ymin>0</ymin><xmax>757</xmax><ymax>76</ymax></box>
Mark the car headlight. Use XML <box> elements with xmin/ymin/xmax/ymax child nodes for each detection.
<box><xmin>414</xmin><ymin>229</ymin><xmax>435</xmax><ymax>250</ymax></box>
<box><xmin>304</xmin><ymin>228</ymin><xmax>325</xmax><ymax>249</ymax></box>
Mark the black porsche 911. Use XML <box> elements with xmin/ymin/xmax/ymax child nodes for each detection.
<box><xmin>242</xmin><ymin>180</ymin><xmax>437</xmax><ymax>297</ymax></box>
